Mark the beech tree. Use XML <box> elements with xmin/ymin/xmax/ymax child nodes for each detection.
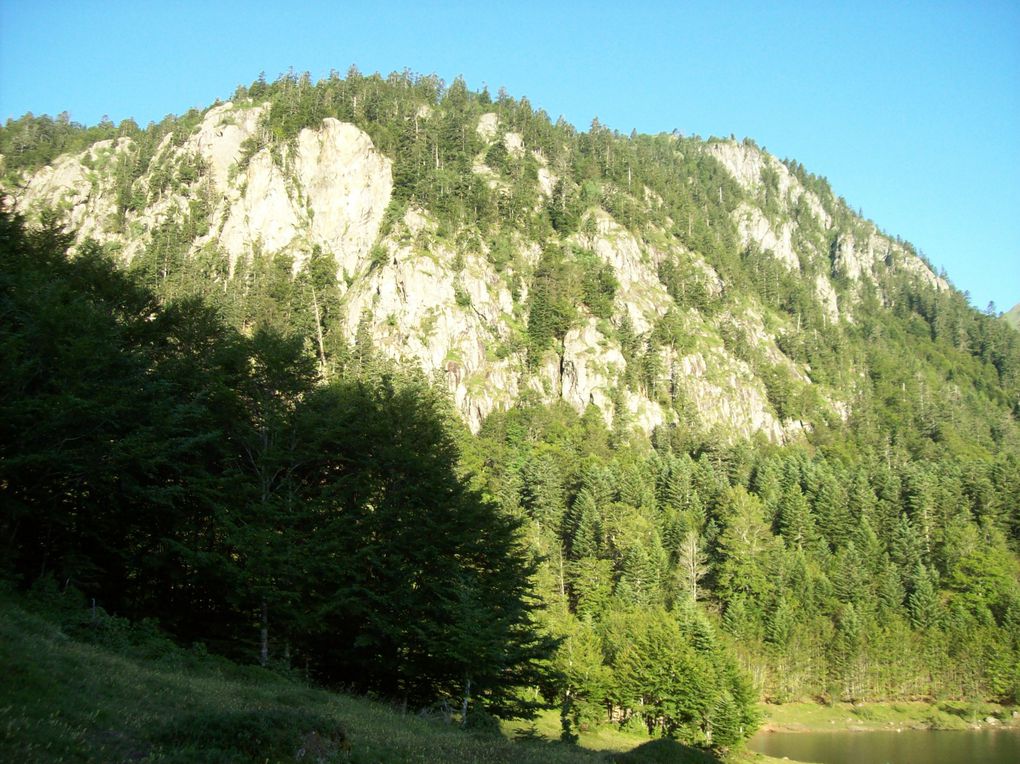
<box><xmin>0</xmin><ymin>210</ymin><xmax>555</xmax><ymax>720</ymax></box>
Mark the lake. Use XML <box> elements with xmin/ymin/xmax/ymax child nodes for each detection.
<box><xmin>747</xmin><ymin>728</ymin><xmax>1020</xmax><ymax>763</ymax></box>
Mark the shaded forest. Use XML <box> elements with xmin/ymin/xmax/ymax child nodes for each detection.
<box><xmin>0</xmin><ymin>210</ymin><xmax>554</xmax><ymax>726</ymax></box>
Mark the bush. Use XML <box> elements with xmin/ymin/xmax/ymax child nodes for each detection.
<box><xmin>463</xmin><ymin>709</ymin><xmax>501</xmax><ymax>737</ymax></box>
<box><xmin>63</xmin><ymin>608</ymin><xmax>177</xmax><ymax>659</ymax></box>
<box><xmin>369</xmin><ymin>244</ymin><xmax>389</xmax><ymax>270</ymax></box>
<box><xmin>25</xmin><ymin>574</ymin><xmax>85</xmax><ymax>616</ymax></box>
<box><xmin>851</xmin><ymin>705</ymin><xmax>876</xmax><ymax>720</ymax></box>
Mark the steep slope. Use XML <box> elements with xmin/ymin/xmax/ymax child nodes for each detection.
<box><xmin>1006</xmin><ymin>302</ymin><xmax>1020</xmax><ymax>332</ymax></box>
<box><xmin>0</xmin><ymin>595</ymin><xmax>591</xmax><ymax>763</ymax></box>
<box><xmin>0</xmin><ymin>72</ymin><xmax>1012</xmax><ymax>454</ymax></box>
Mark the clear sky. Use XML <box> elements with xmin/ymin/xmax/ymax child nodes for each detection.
<box><xmin>2</xmin><ymin>1</ymin><xmax>1018</xmax><ymax>311</ymax></box>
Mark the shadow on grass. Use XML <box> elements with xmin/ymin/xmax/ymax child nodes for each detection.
<box><xmin>149</xmin><ymin>708</ymin><xmax>350</xmax><ymax>762</ymax></box>
<box><xmin>612</xmin><ymin>737</ymin><xmax>720</xmax><ymax>763</ymax></box>
<box><xmin>504</xmin><ymin>727</ymin><xmax>613</xmax><ymax>761</ymax></box>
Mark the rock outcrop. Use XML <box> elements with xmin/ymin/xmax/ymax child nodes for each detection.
<box><xmin>5</xmin><ymin>104</ymin><xmax>950</xmax><ymax>444</ymax></box>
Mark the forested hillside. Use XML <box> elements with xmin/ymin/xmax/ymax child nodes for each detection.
<box><xmin>1005</xmin><ymin>303</ymin><xmax>1020</xmax><ymax>332</ymax></box>
<box><xmin>2</xmin><ymin>69</ymin><xmax>1019</xmax><ymax>752</ymax></box>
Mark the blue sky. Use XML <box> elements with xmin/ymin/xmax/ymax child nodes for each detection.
<box><xmin>2</xmin><ymin>1</ymin><xmax>1018</xmax><ymax>311</ymax></box>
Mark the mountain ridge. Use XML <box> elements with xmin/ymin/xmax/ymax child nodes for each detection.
<box><xmin>1005</xmin><ymin>302</ymin><xmax>1020</xmax><ymax>332</ymax></box>
<box><xmin>3</xmin><ymin>75</ymin><xmax>986</xmax><ymax>451</ymax></box>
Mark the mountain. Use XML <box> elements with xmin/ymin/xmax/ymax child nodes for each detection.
<box><xmin>3</xmin><ymin>71</ymin><xmax>1020</xmax><ymax>745</ymax></box>
<box><xmin>7</xmin><ymin>72</ymin><xmax>1008</xmax><ymax>451</ymax></box>
<box><xmin>1006</xmin><ymin>302</ymin><xmax>1020</xmax><ymax>332</ymax></box>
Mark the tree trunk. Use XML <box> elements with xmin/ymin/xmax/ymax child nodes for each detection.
<box><xmin>461</xmin><ymin>676</ymin><xmax>472</xmax><ymax>727</ymax></box>
<box><xmin>558</xmin><ymin>544</ymin><xmax>566</xmax><ymax>599</ymax></box>
<box><xmin>260</xmin><ymin>598</ymin><xmax>269</xmax><ymax>667</ymax></box>
<box><xmin>560</xmin><ymin>688</ymin><xmax>576</xmax><ymax>742</ymax></box>
<box><xmin>310</xmin><ymin>285</ymin><xmax>327</xmax><ymax>375</ymax></box>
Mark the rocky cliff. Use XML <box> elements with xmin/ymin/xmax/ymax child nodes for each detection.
<box><xmin>4</xmin><ymin>92</ymin><xmax>952</xmax><ymax>442</ymax></box>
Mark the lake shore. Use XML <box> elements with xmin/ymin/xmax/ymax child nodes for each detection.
<box><xmin>505</xmin><ymin>700</ymin><xmax>1020</xmax><ymax>763</ymax></box>
<box><xmin>758</xmin><ymin>700</ymin><xmax>1020</xmax><ymax>734</ymax></box>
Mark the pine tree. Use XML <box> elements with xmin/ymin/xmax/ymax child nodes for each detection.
<box><xmin>568</xmin><ymin>488</ymin><xmax>604</xmax><ymax>559</ymax></box>
<box><xmin>775</xmin><ymin>481</ymin><xmax>818</xmax><ymax>552</ymax></box>
<box><xmin>676</xmin><ymin>530</ymin><xmax>709</xmax><ymax>602</ymax></box>
<box><xmin>568</xmin><ymin>557</ymin><xmax>614</xmax><ymax>620</ymax></box>
<box><xmin>907</xmin><ymin>563</ymin><xmax>941</xmax><ymax>631</ymax></box>
<box><xmin>714</xmin><ymin>487</ymin><xmax>780</xmax><ymax>604</ymax></box>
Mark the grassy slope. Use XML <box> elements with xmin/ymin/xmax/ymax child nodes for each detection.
<box><xmin>0</xmin><ymin>595</ymin><xmax>785</xmax><ymax>764</ymax></box>
<box><xmin>759</xmin><ymin>700</ymin><xmax>1019</xmax><ymax>733</ymax></box>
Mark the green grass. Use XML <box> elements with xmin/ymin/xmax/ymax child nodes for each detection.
<box><xmin>0</xmin><ymin>593</ymin><xmax>788</xmax><ymax>763</ymax></box>
<box><xmin>759</xmin><ymin>699</ymin><xmax>1018</xmax><ymax>733</ymax></box>
<box><xmin>504</xmin><ymin>710</ymin><xmax>652</xmax><ymax>753</ymax></box>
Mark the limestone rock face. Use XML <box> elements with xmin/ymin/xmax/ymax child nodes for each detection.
<box><xmin>9</xmin><ymin>102</ymin><xmax>926</xmax><ymax>444</ymax></box>
<box><xmin>214</xmin><ymin>114</ymin><xmax>392</xmax><ymax>275</ymax></box>
<box><xmin>476</xmin><ymin>112</ymin><xmax>499</xmax><ymax>141</ymax></box>
<box><xmin>707</xmin><ymin>140</ymin><xmax>831</xmax><ymax>227</ymax></box>
<box><xmin>186</xmin><ymin>102</ymin><xmax>266</xmax><ymax>193</ymax></box>
<box><xmin>831</xmin><ymin>229</ymin><xmax>948</xmax><ymax>293</ymax></box>
<box><xmin>338</xmin><ymin>209</ymin><xmax>522</xmax><ymax>433</ymax></box>
<box><xmin>17</xmin><ymin>103</ymin><xmax>392</xmax><ymax>282</ymax></box>
<box><xmin>294</xmin><ymin>118</ymin><xmax>393</xmax><ymax>275</ymax></box>
<box><xmin>706</xmin><ymin>140</ymin><xmax>772</xmax><ymax>192</ymax></box>
<box><xmin>735</xmin><ymin>203</ymin><xmax>799</xmax><ymax>270</ymax></box>
<box><xmin>537</xmin><ymin>166</ymin><xmax>557</xmax><ymax>197</ymax></box>
<box><xmin>576</xmin><ymin>212</ymin><xmax>672</xmax><ymax>335</ymax></box>
<box><xmin>218</xmin><ymin>149</ymin><xmax>301</xmax><ymax>269</ymax></box>
<box><xmin>19</xmin><ymin>139</ymin><xmax>129</xmax><ymax>247</ymax></box>
<box><xmin>559</xmin><ymin>319</ymin><xmax>626</xmax><ymax>416</ymax></box>
<box><xmin>832</xmin><ymin>232</ymin><xmax>877</xmax><ymax>283</ymax></box>
<box><xmin>815</xmin><ymin>273</ymin><xmax>840</xmax><ymax>322</ymax></box>
<box><xmin>7</xmin><ymin>109</ymin><xmax>827</xmax><ymax>442</ymax></box>
<box><xmin>897</xmin><ymin>247</ymin><xmax>950</xmax><ymax>292</ymax></box>
<box><xmin>503</xmin><ymin>132</ymin><xmax>525</xmax><ymax>158</ymax></box>
<box><xmin>709</xmin><ymin>138</ymin><xmax>948</xmax><ymax>299</ymax></box>
<box><xmin>675</xmin><ymin>350</ymin><xmax>786</xmax><ymax>442</ymax></box>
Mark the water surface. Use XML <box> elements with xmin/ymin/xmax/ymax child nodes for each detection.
<box><xmin>747</xmin><ymin>728</ymin><xmax>1020</xmax><ymax>764</ymax></box>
